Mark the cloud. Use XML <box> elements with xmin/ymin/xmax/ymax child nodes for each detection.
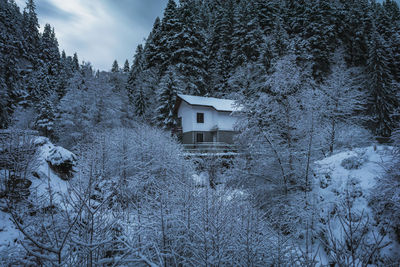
<box><xmin>16</xmin><ymin>0</ymin><xmax>168</xmax><ymax>70</ymax></box>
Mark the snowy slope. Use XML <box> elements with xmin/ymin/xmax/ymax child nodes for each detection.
<box><xmin>0</xmin><ymin>137</ymin><xmax>76</xmax><ymax>262</ymax></box>
<box><xmin>31</xmin><ymin>137</ymin><xmax>74</xmax><ymax>198</ymax></box>
<box><xmin>313</xmin><ymin>146</ymin><xmax>400</xmax><ymax>264</ymax></box>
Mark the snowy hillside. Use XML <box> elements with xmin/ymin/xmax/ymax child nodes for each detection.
<box><xmin>313</xmin><ymin>146</ymin><xmax>400</xmax><ymax>264</ymax></box>
<box><xmin>0</xmin><ymin>137</ymin><xmax>75</xmax><ymax>263</ymax></box>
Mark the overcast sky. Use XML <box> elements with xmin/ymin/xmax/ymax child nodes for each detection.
<box><xmin>16</xmin><ymin>0</ymin><xmax>169</xmax><ymax>71</ymax></box>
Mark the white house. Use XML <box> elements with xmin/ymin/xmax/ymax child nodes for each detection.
<box><xmin>174</xmin><ymin>94</ymin><xmax>242</xmax><ymax>144</ymax></box>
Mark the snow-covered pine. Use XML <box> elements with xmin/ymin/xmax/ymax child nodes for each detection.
<box><xmin>155</xmin><ymin>68</ymin><xmax>179</xmax><ymax>129</ymax></box>
<box><xmin>366</xmin><ymin>24</ymin><xmax>398</xmax><ymax>138</ymax></box>
<box><xmin>123</xmin><ymin>59</ymin><xmax>130</xmax><ymax>73</ymax></box>
<box><xmin>111</xmin><ymin>59</ymin><xmax>119</xmax><ymax>73</ymax></box>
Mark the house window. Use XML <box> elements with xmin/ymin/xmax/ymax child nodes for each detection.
<box><xmin>196</xmin><ymin>133</ymin><xmax>204</xmax><ymax>143</ymax></box>
<box><xmin>197</xmin><ymin>113</ymin><xmax>204</xmax><ymax>123</ymax></box>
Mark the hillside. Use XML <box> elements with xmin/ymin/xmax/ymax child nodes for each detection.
<box><xmin>0</xmin><ymin>136</ymin><xmax>75</xmax><ymax>265</ymax></box>
<box><xmin>313</xmin><ymin>146</ymin><xmax>400</xmax><ymax>264</ymax></box>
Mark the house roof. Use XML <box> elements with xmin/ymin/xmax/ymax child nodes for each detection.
<box><xmin>177</xmin><ymin>94</ymin><xmax>242</xmax><ymax>112</ymax></box>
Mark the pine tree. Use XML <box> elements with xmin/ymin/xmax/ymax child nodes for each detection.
<box><xmin>270</xmin><ymin>16</ymin><xmax>289</xmax><ymax>57</ymax></box>
<box><xmin>231</xmin><ymin>1</ymin><xmax>264</xmax><ymax>67</ymax></box>
<box><xmin>0</xmin><ymin>77</ymin><xmax>9</xmax><ymax>128</ymax></box>
<box><xmin>156</xmin><ymin>68</ymin><xmax>179</xmax><ymax>129</ymax></box>
<box><xmin>0</xmin><ymin>0</ymin><xmax>25</xmax><ymax>127</ymax></box>
<box><xmin>127</xmin><ymin>45</ymin><xmax>145</xmax><ymax>104</ymax></box>
<box><xmin>111</xmin><ymin>60</ymin><xmax>119</xmax><ymax>73</ymax></box>
<box><xmin>145</xmin><ymin>17</ymin><xmax>163</xmax><ymax>69</ymax></box>
<box><xmin>366</xmin><ymin>25</ymin><xmax>398</xmax><ymax>138</ymax></box>
<box><xmin>341</xmin><ymin>0</ymin><xmax>371</xmax><ymax>66</ymax></box>
<box><xmin>72</xmin><ymin>52</ymin><xmax>80</xmax><ymax>71</ymax></box>
<box><xmin>207</xmin><ymin>1</ymin><xmax>234</xmax><ymax>95</ymax></box>
<box><xmin>34</xmin><ymin>96</ymin><xmax>55</xmax><ymax>137</ymax></box>
<box><xmin>123</xmin><ymin>59</ymin><xmax>130</xmax><ymax>73</ymax></box>
<box><xmin>39</xmin><ymin>24</ymin><xmax>60</xmax><ymax>72</ymax></box>
<box><xmin>390</xmin><ymin>30</ymin><xmax>400</xmax><ymax>83</ymax></box>
<box><xmin>231</xmin><ymin>0</ymin><xmax>251</xmax><ymax>67</ymax></box>
<box><xmin>284</xmin><ymin>0</ymin><xmax>310</xmax><ymax>36</ymax></box>
<box><xmin>303</xmin><ymin>0</ymin><xmax>339</xmax><ymax>80</ymax></box>
<box><xmin>256</xmin><ymin>0</ymin><xmax>280</xmax><ymax>35</ymax></box>
<box><xmin>159</xmin><ymin>0</ymin><xmax>182</xmax><ymax>72</ymax></box>
<box><xmin>22</xmin><ymin>0</ymin><xmax>40</xmax><ymax>66</ymax></box>
<box><xmin>172</xmin><ymin>0</ymin><xmax>207</xmax><ymax>95</ymax></box>
<box><xmin>134</xmin><ymin>87</ymin><xmax>147</xmax><ymax>117</ymax></box>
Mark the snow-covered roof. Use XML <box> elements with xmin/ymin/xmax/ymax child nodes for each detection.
<box><xmin>177</xmin><ymin>94</ymin><xmax>242</xmax><ymax>112</ymax></box>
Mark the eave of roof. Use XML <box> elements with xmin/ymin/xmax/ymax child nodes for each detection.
<box><xmin>177</xmin><ymin>94</ymin><xmax>242</xmax><ymax>112</ymax></box>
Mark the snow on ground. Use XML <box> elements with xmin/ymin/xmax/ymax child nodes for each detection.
<box><xmin>312</xmin><ymin>145</ymin><xmax>399</xmax><ymax>264</ymax></box>
<box><xmin>32</xmin><ymin>137</ymin><xmax>73</xmax><ymax>198</ymax></box>
<box><xmin>0</xmin><ymin>137</ymin><xmax>76</xmax><ymax>260</ymax></box>
<box><xmin>0</xmin><ymin>210</ymin><xmax>20</xmax><ymax>252</ymax></box>
<box><xmin>313</xmin><ymin>146</ymin><xmax>392</xmax><ymax>221</ymax></box>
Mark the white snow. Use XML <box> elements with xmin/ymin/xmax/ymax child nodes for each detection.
<box><xmin>0</xmin><ymin>137</ymin><xmax>76</xmax><ymax>261</ymax></box>
<box><xmin>46</xmin><ymin>145</ymin><xmax>77</xmax><ymax>166</ymax></box>
<box><xmin>312</xmin><ymin>146</ymin><xmax>399</xmax><ymax>264</ymax></box>
<box><xmin>0</xmin><ymin>210</ymin><xmax>20</xmax><ymax>251</ymax></box>
<box><xmin>178</xmin><ymin>94</ymin><xmax>242</xmax><ymax>112</ymax></box>
<box><xmin>32</xmin><ymin>138</ymin><xmax>73</xmax><ymax>198</ymax></box>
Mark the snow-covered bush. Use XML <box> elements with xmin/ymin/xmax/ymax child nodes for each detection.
<box><xmin>340</xmin><ymin>155</ymin><xmax>366</xmax><ymax>170</ymax></box>
<box><xmin>370</xmin><ymin>125</ymin><xmax>400</xmax><ymax>245</ymax></box>
<box><xmin>335</xmin><ymin>125</ymin><xmax>373</xmax><ymax>150</ymax></box>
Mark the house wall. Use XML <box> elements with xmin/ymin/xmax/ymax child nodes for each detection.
<box><xmin>178</xmin><ymin>101</ymin><xmax>239</xmax><ymax>133</ymax></box>
<box><xmin>217</xmin><ymin>112</ymin><xmax>238</xmax><ymax>131</ymax></box>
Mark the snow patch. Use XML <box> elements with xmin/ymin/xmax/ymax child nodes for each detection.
<box><xmin>178</xmin><ymin>94</ymin><xmax>242</xmax><ymax>112</ymax></box>
<box><xmin>313</xmin><ymin>146</ymin><xmax>398</xmax><ymax>263</ymax></box>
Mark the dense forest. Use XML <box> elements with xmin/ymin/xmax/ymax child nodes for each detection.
<box><xmin>1</xmin><ymin>0</ymin><xmax>400</xmax><ymax>265</ymax></box>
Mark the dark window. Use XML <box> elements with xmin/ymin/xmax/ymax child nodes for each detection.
<box><xmin>197</xmin><ymin>113</ymin><xmax>204</xmax><ymax>123</ymax></box>
<box><xmin>196</xmin><ymin>133</ymin><xmax>204</xmax><ymax>143</ymax></box>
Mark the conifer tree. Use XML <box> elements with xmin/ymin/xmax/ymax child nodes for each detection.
<box><xmin>231</xmin><ymin>1</ymin><xmax>264</xmax><ymax>67</ymax></box>
<box><xmin>123</xmin><ymin>59</ymin><xmax>130</xmax><ymax>73</ymax></box>
<box><xmin>303</xmin><ymin>0</ymin><xmax>339</xmax><ymax>80</ymax></box>
<box><xmin>156</xmin><ymin>69</ymin><xmax>179</xmax><ymax>129</ymax></box>
<box><xmin>40</xmin><ymin>24</ymin><xmax>60</xmax><ymax>73</ymax></box>
<box><xmin>159</xmin><ymin>0</ymin><xmax>181</xmax><ymax>72</ymax></box>
<box><xmin>127</xmin><ymin>45</ymin><xmax>145</xmax><ymax>104</ymax></box>
<box><xmin>0</xmin><ymin>78</ymin><xmax>9</xmax><ymax>128</ymax></box>
<box><xmin>366</xmin><ymin>25</ymin><xmax>398</xmax><ymax>137</ymax></box>
<box><xmin>22</xmin><ymin>0</ymin><xmax>40</xmax><ymax>66</ymax></box>
<box><xmin>172</xmin><ymin>0</ymin><xmax>207</xmax><ymax>95</ymax></box>
<box><xmin>145</xmin><ymin>17</ymin><xmax>163</xmax><ymax>69</ymax></box>
<box><xmin>341</xmin><ymin>0</ymin><xmax>370</xmax><ymax>66</ymax></box>
<box><xmin>72</xmin><ymin>52</ymin><xmax>80</xmax><ymax>71</ymax></box>
<box><xmin>231</xmin><ymin>0</ymin><xmax>250</xmax><ymax>67</ymax></box>
<box><xmin>0</xmin><ymin>0</ymin><xmax>25</xmax><ymax>127</ymax></box>
<box><xmin>270</xmin><ymin>16</ymin><xmax>289</xmax><ymax>57</ymax></box>
<box><xmin>134</xmin><ymin>87</ymin><xmax>147</xmax><ymax>117</ymax></box>
<box><xmin>111</xmin><ymin>60</ymin><xmax>119</xmax><ymax>73</ymax></box>
<box><xmin>284</xmin><ymin>0</ymin><xmax>310</xmax><ymax>36</ymax></box>
<box><xmin>255</xmin><ymin>0</ymin><xmax>280</xmax><ymax>35</ymax></box>
<box><xmin>34</xmin><ymin>96</ymin><xmax>55</xmax><ymax>137</ymax></box>
<box><xmin>207</xmin><ymin>1</ymin><xmax>234</xmax><ymax>95</ymax></box>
